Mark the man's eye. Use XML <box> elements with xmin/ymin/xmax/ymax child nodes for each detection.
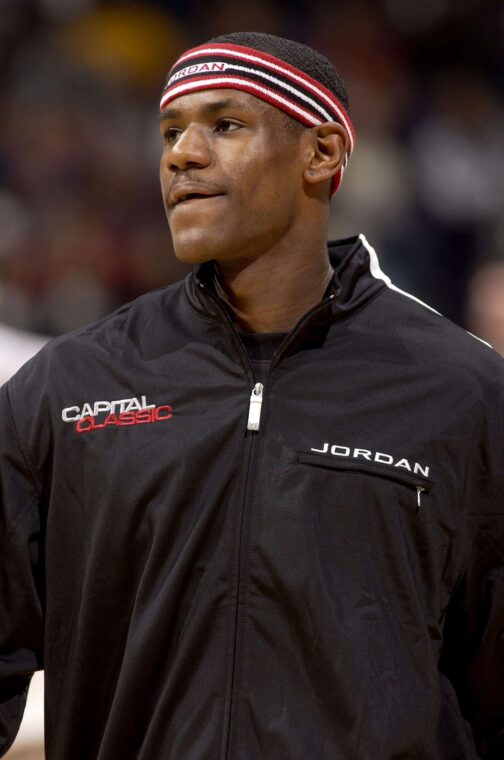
<box><xmin>163</xmin><ymin>128</ymin><xmax>181</xmax><ymax>144</ymax></box>
<box><xmin>215</xmin><ymin>120</ymin><xmax>241</xmax><ymax>133</ymax></box>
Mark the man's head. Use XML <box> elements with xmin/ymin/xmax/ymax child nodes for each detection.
<box><xmin>159</xmin><ymin>32</ymin><xmax>354</xmax><ymax>265</ymax></box>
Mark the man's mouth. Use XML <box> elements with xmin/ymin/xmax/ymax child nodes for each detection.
<box><xmin>170</xmin><ymin>184</ymin><xmax>225</xmax><ymax>208</ymax></box>
<box><xmin>176</xmin><ymin>193</ymin><xmax>220</xmax><ymax>205</ymax></box>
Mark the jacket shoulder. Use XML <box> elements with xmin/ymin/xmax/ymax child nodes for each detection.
<box><xmin>16</xmin><ymin>279</ymin><xmax>184</xmax><ymax>360</ymax></box>
<box><xmin>372</xmin><ymin>284</ymin><xmax>504</xmax><ymax>385</ymax></box>
<box><xmin>52</xmin><ymin>279</ymin><xmax>186</xmax><ymax>352</ymax></box>
<box><xmin>3</xmin><ymin>278</ymin><xmax>189</xmax><ymax>406</ymax></box>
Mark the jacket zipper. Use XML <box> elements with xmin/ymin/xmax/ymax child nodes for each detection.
<box><xmin>196</xmin><ymin>282</ymin><xmax>259</xmax><ymax>759</ymax></box>
<box><xmin>244</xmin><ymin>291</ymin><xmax>337</xmax><ymax>433</ymax></box>
<box><xmin>197</xmin><ymin>281</ymin><xmax>338</xmax><ymax>432</ymax></box>
<box><xmin>197</xmin><ymin>280</ymin><xmax>339</xmax><ymax>758</ymax></box>
<box><xmin>247</xmin><ymin>383</ymin><xmax>264</xmax><ymax>431</ymax></box>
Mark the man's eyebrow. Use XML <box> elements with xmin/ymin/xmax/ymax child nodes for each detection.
<box><xmin>159</xmin><ymin>108</ymin><xmax>179</xmax><ymax>122</ymax></box>
<box><xmin>159</xmin><ymin>98</ymin><xmax>241</xmax><ymax>123</ymax></box>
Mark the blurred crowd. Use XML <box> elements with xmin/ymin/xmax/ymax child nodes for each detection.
<box><xmin>0</xmin><ymin>0</ymin><xmax>503</xmax><ymax>348</ymax></box>
<box><xmin>0</xmin><ymin>1</ymin><xmax>503</xmax><ymax>756</ymax></box>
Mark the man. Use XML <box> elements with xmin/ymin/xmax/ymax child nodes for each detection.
<box><xmin>0</xmin><ymin>31</ymin><xmax>503</xmax><ymax>759</ymax></box>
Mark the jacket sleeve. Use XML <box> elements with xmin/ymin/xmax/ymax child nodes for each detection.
<box><xmin>440</xmin><ymin>369</ymin><xmax>504</xmax><ymax>760</ymax></box>
<box><xmin>0</xmin><ymin>382</ymin><xmax>44</xmax><ymax>756</ymax></box>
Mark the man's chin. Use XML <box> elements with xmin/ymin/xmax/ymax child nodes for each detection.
<box><xmin>175</xmin><ymin>254</ymin><xmax>213</xmax><ymax>266</ymax></box>
<box><xmin>171</xmin><ymin>241</ymin><xmax>220</xmax><ymax>266</ymax></box>
<box><xmin>170</xmin><ymin>227</ymin><xmax>233</xmax><ymax>265</ymax></box>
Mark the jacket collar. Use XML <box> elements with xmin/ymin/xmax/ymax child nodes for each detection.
<box><xmin>185</xmin><ymin>235</ymin><xmax>385</xmax><ymax>327</ymax></box>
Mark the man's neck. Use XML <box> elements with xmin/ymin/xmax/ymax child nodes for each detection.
<box><xmin>214</xmin><ymin>242</ymin><xmax>334</xmax><ymax>333</ymax></box>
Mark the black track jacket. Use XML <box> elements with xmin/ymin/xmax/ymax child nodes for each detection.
<box><xmin>1</xmin><ymin>235</ymin><xmax>503</xmax><ymax>759</ymax></box>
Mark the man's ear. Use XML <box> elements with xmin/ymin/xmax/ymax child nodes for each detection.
<box><xmin>303</xmin><ymin>123</ymin><xmax>350</xmax><ymax>188</ymax></box>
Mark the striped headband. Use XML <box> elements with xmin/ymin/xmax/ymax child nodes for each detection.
<box><xmin>160</xmin><ymin>43</ymin><xmax>355</xmax><ymax>194</ymax></box>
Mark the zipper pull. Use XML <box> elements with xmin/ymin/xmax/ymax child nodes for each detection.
<box><xmin>416</xmin><ymin>486</ymin><xmax>425</xmax><ymax>510</ymax></box>
<box><xmin>247</xmin><ymin>383</ymin><xmax>264</xmax><ymax>431</ymax></box>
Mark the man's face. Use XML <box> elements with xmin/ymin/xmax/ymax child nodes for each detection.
<box><xmin>159</xmin><ymin>89</ymin><xmax>308</xmax><ymax>265</ymax></box>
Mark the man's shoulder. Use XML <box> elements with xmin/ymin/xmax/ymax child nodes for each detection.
<box><xmin>52</xmin><ymin>278</ymin><xmax>186</xmax><ymax>352</ymax></box>
<box><xmin>3</xmin><ymin>279</ymin><xmax>188</xmax><ymax>402</ymax></box>
<box><xmin>372</xmin><ymin>283</ymin><xmax>504</xmax><ymax>391</ymax></box>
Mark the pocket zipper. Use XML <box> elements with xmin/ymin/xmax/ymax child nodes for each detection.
<box><xmin>416</xmin><ymin>486</ymin><xmax>426</xmax><ymax>509</ymax></box>
<box><xmin>297</xmin><ymin>452</ymin><xmax>431</xmax><ymax>511</ymax></box>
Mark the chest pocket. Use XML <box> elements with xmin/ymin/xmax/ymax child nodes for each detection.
<box><xmin>297</xmin><ymin>452</ymin><xmax>433</xmax><ymax>511</ymax></box>
<box><xmin>290</xmin><ymin>451</ymin><xmax>459</xmax><ymax>607</ymax></box>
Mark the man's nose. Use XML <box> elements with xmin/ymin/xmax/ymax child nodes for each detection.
<box><xmin>168</xmin><ymin>126</ymin><xmax>211</xmax><ymax>171</ymax></box>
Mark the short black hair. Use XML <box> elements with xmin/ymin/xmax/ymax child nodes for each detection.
<box><xmin>207</xmin><ymin>32</ymin><xmax>350</xmax><ymax>113</ymax></box>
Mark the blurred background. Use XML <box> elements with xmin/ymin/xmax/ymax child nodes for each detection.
<box><xmin>1</xmin><ymin>0</ymin><xmax>503</xmax><ymax>756</ymax></box>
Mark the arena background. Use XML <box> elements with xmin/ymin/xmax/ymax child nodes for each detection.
<box><xmin>1</xmin><ymin>0</ymin><xmax>503</xmax><ymax>756</ymax></box>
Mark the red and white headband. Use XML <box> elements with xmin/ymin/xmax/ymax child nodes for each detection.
<box><xmin>160</xmin><ymin>43</ymin><xmax>355</xmax><ymax>194</ymax></box>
